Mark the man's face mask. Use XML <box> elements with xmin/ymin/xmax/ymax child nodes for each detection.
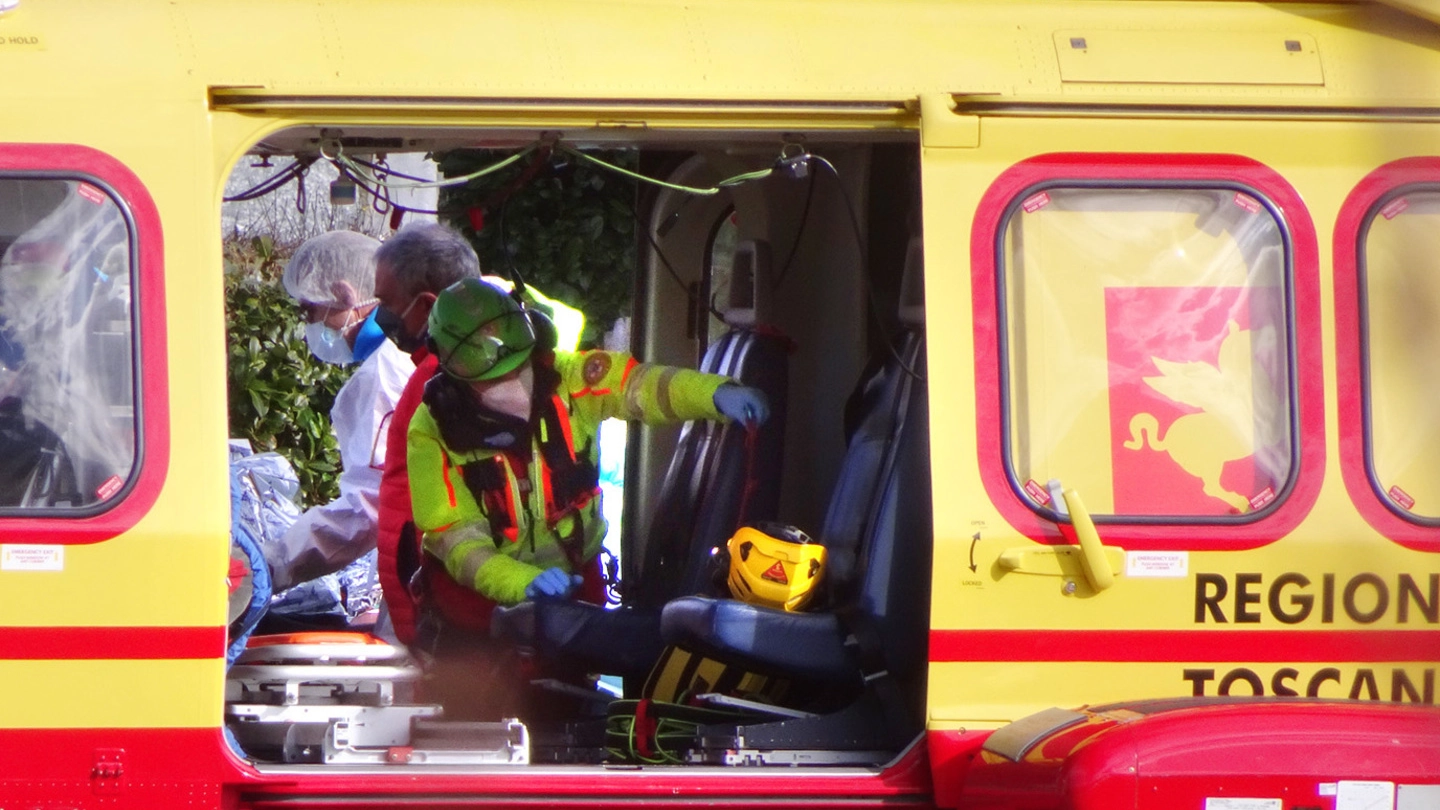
<box><xmin>302</xmin><ymin>305</ymin><xmax>358</xmax><ymax>365</ymax></box>
<box><xmin>374</xmin><ymin>296</ymin><xmax>423</xmax><ymax>353</ymax></box>
<box><xmin>474</xmin><ymin>363</ymin><xmax>534</xmax><ymax>421</ymax></box>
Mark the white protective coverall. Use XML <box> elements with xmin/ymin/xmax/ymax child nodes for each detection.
<box><xmin>265</xmin><ymin>338</ymin><xmax>412</xmax><ymax>591</ymax></box>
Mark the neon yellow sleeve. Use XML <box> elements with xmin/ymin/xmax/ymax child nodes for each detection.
<box><xmin>422</xmin><ymin>521</ymin><xmax>541</xmax><ymax>605</ymax></box>
<box><xmin>558</xmin><ymin>350</ymin><xmax>729</xmax><ymax>424</ymax></box>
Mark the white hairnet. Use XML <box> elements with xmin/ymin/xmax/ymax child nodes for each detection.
<box><xmin>282</xmin><ymin>231</ymin><xmax>381</xmax><ymax>307</ymax></box>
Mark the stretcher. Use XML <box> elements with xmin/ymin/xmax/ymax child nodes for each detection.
<box><xmin>225</xmin><ymin>632</ymin><xmax>529</xmax><ymax>765</ymax></box>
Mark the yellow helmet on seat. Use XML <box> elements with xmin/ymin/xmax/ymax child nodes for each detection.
<box><xmin>725</xmin><ymin>523</ymin><xmax>827</xmax><ymax>612</ymax></box>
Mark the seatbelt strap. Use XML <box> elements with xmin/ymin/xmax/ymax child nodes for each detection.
<box><xmin>836</xmin><ymin>601</ymin><xmax>910</xmax><ymax>737</ymax></box>
<box><xmin>734</xmin><ymin>422</ymin><xmax>760</xmax><ymax>526</ymax></box>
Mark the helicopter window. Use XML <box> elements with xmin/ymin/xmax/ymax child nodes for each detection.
<box><xmin>704</xmin><ymin>209</ymin><xmax>739</xmax><ymax>347</ymax></box>
<box><xmin>1357</xmin><ymin>186</ymin><xmax>1440</xmax><ymax>522</ymax></box>
<box><xmin>0</xmin><ymin>177</ymin><xmax>137</xmax><ymax>513</ymax></box>
<box><xmin>998</xmin><ymin>185</ymin><xmax>1295</xmax><ymax>521</ymax></box>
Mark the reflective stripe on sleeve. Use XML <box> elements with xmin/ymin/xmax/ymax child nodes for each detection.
<box><xmin>653</xmin><ymin>367</ymin><xmax>679</xmax><ymax>420</ymax></box>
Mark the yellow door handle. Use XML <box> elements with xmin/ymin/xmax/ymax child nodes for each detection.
<box><xmin>997</xmin><ymin>486</ymin><xmax>1123</xmax><ymax>593</ymax></box>
<box><xmin>1061</xmin><ymin>488</ymin><xmax>1117</xmax><ymax>592</ymax></box>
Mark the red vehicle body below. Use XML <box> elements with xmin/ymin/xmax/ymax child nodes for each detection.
<box><xmin>960</xmin><ymin>699</ymin><xmax>1440</xmax><ymax>810</ymax></box>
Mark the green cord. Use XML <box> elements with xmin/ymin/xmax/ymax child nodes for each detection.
<box><xmin>333</xmin><ymin>137</ymin><xmax>772</xmax><ymax>199</ymax></box>
<box><xmin>334</xmin><ymin>145</ymin><xmax>536</xmax><ymax>191</ymax></box>
<box><xmin>625</xmin><ymin>715</ymin><xmax>674</xmax><ymax>764</ymax></box>
<box><xmin>652</xmin><ymin>718</ymin><xmax>694</xmax><ymax>763</ymax></box>
<box><xmin>715</xmin><ymin>167</ymin><xmax>777</xmax><ymax>187</ymax></box>
<box><xmin>610</xmin><ymin>711</ymin><xmax>697</xmax><ymax>764</ymax></box>
<box><xmin>557</xmin><ymin>145</ymin><xmax>771</xmax><ymax>196</ymax></box>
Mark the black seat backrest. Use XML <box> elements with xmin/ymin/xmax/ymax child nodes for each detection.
<box><xmin>821</xmin><ymin>237</ymin><xmax>925</xmax><ymax>586</ymax></box>
<box><xmin>632</xmin><ymin>240</ymin><xmax>790</xmax><ymax>610</ymax></box>
<box><xmin>824</xmin><ymin>236</ymin><xmax>931</xmax><ymax>720</ymax></box>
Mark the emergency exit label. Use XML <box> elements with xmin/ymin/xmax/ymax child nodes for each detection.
<box><xmin>1126</xmin><ymin>550</ymin><xmax>1187</xmax><ymax>577</ymax></box>
<box><xmin>1</xmin><ymin>544</ymin><xmax>63</xmax><ymax>571</ymax></box>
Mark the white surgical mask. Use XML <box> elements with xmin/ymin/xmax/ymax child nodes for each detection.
<box><xmin>477</xmin><ymin>364</ymin><xmax>533</xmax><ymax>419</ymax></box>
<box><xmin>305</xmin><ymin>319</ymin><xmax>355</xmax><ymax>365</ymax></box>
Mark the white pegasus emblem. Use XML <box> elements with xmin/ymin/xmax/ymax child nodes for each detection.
<box><xmin>1123</xmin><ymin>321</ymin><xmax>1257</xmax><ymax>512</ymax></box>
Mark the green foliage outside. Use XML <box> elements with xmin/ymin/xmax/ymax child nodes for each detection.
<box><xmin>220</xmin><ymin>147</ymin><xmax>639</xmax><ymax>505</ymax></box>
<box><xmin>436</xmin><ymin>149</ymin><xmax>638</xmax><ymax>347</ymax></box>
<box><xmin>224</xmin><ymin>235</ymin><xmax>351</xmax><ymax>506</ymax></box>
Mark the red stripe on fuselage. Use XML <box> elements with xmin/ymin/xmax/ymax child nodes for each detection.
<box><xmin>0</xmin><ymin>626</ymin><xmax>223</xmax><ymax>660</ymax></box>
<box><xmin>930</xmin><ymin>629</ymin><xmax>1440</xmax><ymax>662</ymax></box>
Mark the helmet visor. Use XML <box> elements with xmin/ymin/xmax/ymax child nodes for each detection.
<box><xmin>437</xmin><ymin>310</ymin><xmax>536</xmax><ymax>381</ymax></box>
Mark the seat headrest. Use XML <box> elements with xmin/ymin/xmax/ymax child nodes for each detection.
<box><xmin>898</xmin><ymin>236</ymin><xmax>924</xmax><ymax>328</ymax></box>
<box><xmin>723</xmin><ymin>239</ymin><xmax>771</xmax><ymax>329</ymax></box>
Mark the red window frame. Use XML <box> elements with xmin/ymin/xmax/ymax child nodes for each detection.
<box><xmin>1334</xmin><ymin>157</ymin><xmax>1440</xmax><ymax>552</ymax></box>
<box><xmin>970</xmin><ymin>153</ymin><xmax>1323</xmax><ymax>551</ymax></box>
<box><xmin>0</xmin><ymin>144</ymin><xmax>169</xmax><ymax>544</ymax></box>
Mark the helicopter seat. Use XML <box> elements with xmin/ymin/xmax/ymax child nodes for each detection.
<box><xmin>658</xmin><ymin>238</ymin><xmax>932</xmax><ymax>759</ymax></box>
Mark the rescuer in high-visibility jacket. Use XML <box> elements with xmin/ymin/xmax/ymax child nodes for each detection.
<box><xmin>371</xmin><ymin>222</ymin><xmax>586</xmax><ymax>648</ymax></box>
<box><xmin>407</xmin><ymin>277</ymin><xmax>769</xmax><ymax>627</ymax></box>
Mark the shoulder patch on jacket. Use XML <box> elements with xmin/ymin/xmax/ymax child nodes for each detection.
<box><xmin>581</xmin><ymin>352</ymin><xmax>612</xmax><ymax>387</ymax></box>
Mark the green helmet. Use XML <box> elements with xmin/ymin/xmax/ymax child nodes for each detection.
<box><xmin>429</xmin><ymin>278</ymin><xmax>537</xmax><ymax>381</ymax></box>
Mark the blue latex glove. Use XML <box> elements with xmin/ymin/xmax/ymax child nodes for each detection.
<box><xmin>713</xmin><ymin>384</ymin><xmax>770</xmax><ymax>427</ymax></box>
<box><xmin>525</xmin><ymin>566</ymin><xmax>583</xmax><ymax>599</ymax></box>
